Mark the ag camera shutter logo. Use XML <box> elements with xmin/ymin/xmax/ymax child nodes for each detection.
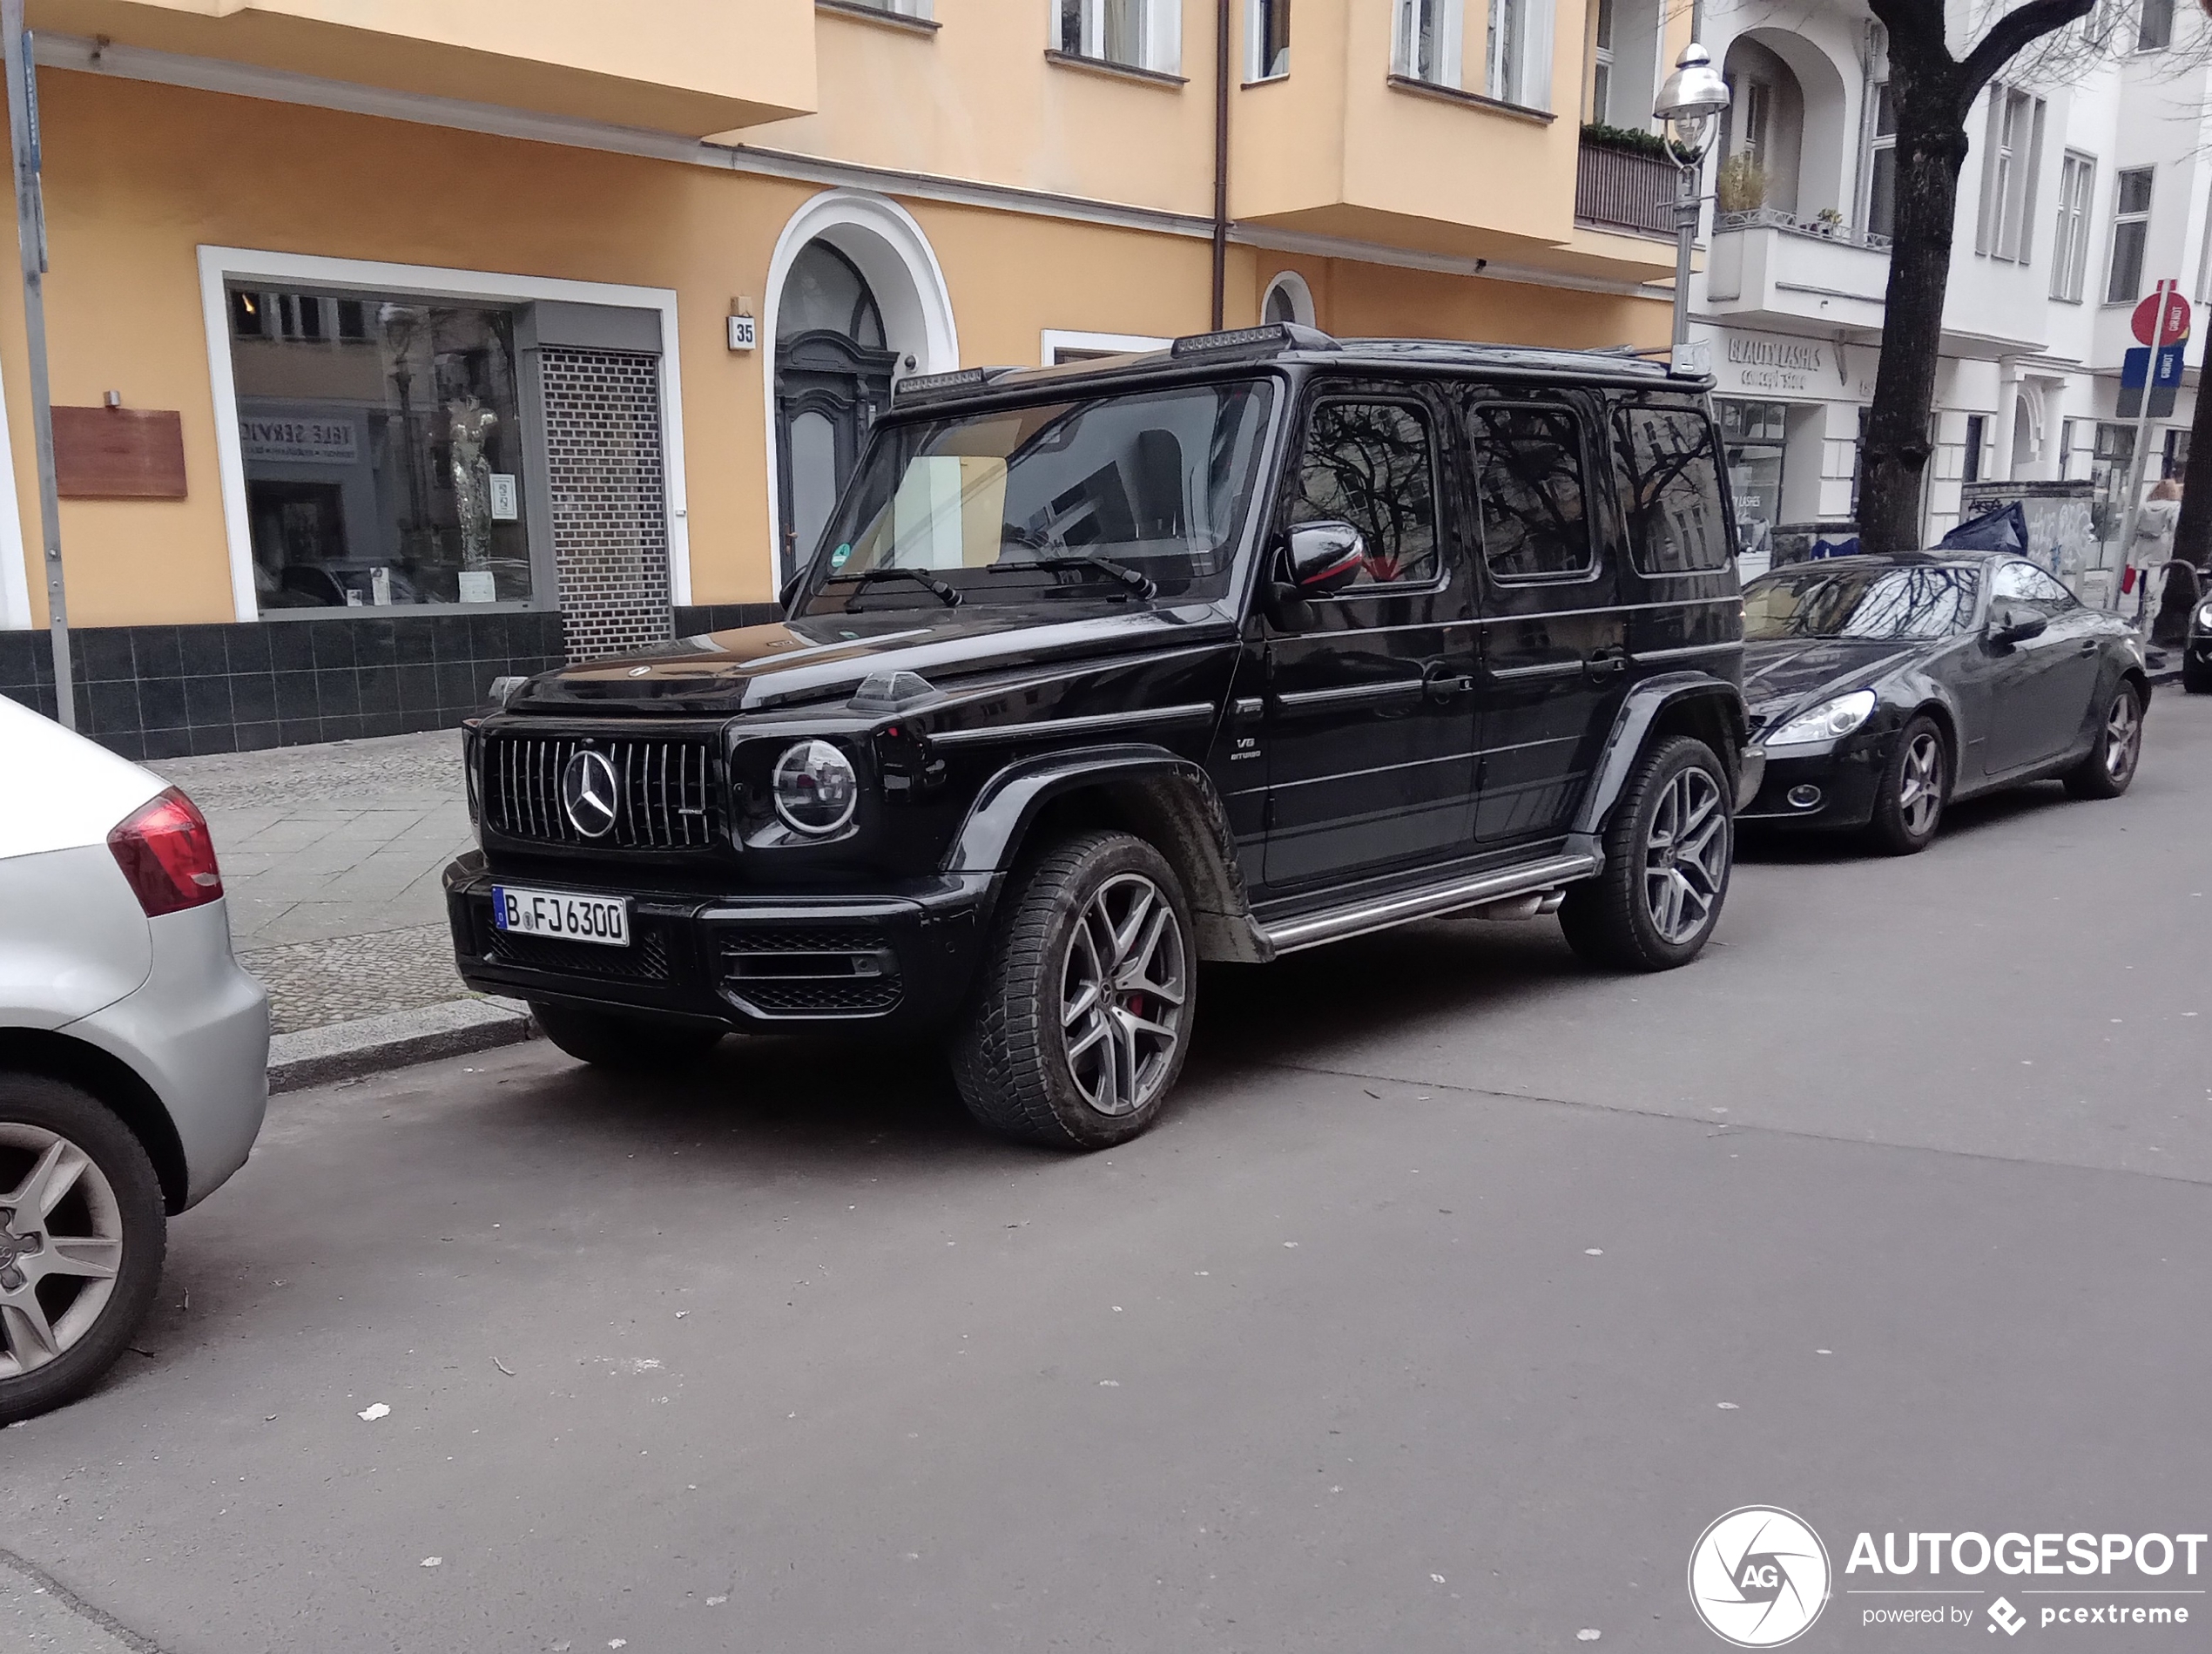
<box><xmin>1688</xmin><ymin>1506</ymin><xmax>1832</xmax><ymax>1647</ymax></box>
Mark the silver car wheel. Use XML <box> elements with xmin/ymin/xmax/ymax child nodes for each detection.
<box><xmin>0</xmin><ymin>1124</ymin><xmax>125</xmax><ymax>1380</ymax></box>
<box><xmin>2105</xmin><ymin>692</ymin><xmax>2141</xmax><ymax>783</ymax></box>
<box><xmin>1061</xmin><ymin>872</ymin><xmax>1188</xmax><ymax>1118</ymax></box>
<box><xmin>1642</xmin><ymin>766</ymin><xmax>1729</xmax><ymax>947</ymax></box>
<box><xmin>1898</xmin><ymin>731</ymin><xmax>1945</xmax><ymax>838</ymax></box>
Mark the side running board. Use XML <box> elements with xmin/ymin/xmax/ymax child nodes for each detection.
<box><xmin>1259</xmin><ymin>852</ymin><xmax>1600</xmax><ymax>955</ymax></box>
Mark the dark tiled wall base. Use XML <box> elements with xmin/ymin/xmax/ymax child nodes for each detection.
<box><xmin>674</xmin><ymin>603</ymin><xmax>783</xmax><ymax>637</ymax></box>
<box><xmin>0</xmin><ymin>611</ymin><xmax>565</xmax><ymax>761</ymax></box>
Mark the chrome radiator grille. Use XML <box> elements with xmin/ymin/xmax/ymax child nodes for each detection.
<box><xmin>483</xmin><ymin>732</ymin><xmax>720</xmax><ymax>849</ymax></box>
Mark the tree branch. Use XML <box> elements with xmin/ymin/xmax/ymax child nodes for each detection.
<box><xmin>1956</xmin><ymin>0</ymin><xmax>2099</xmax><ymax>109</ymax></box>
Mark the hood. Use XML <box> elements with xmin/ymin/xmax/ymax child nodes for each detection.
<box><xmin>511</xmin><ymin>599</ymin><xmax>1237</xmax><ymax>716</ymax></box>
<box><xmin>1742</xmin><ymin>637</ymin><xmax>1924</xmax><ymax>719</ymax></box>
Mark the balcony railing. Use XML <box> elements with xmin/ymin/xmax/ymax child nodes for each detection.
<box><xmin>1575</xmin><ymin>143</ymin><xmax>1675</xmax><ymax>239</ymax></box>
<box><xmin>1715</xmin><ymin>206</ymin><xmax>1892</xmax><ymax>252</ymax></box>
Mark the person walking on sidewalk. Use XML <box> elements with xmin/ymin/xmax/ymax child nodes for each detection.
<box><xmin>2130</xmin><ymin>477</ymin><xmax>2182</xmax><ymax>625</ymax></box>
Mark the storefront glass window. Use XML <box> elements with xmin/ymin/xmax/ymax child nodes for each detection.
<box><xmin>230</xmin><ymin>287</ymin><xmax>533</xmax><ymax>611</ymax></box>
<box><xmin>1716</xmin><ymin>397</ymin><xmax>1788</xmax><ymax>570</ymax></box>
<box><xmin>2091</xmin><ymin>422</ymin><xmax>2135</xmax><ymax>548</ymax></box>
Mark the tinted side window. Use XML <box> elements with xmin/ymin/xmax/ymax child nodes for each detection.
<box><xmin>1290</xmin><ymin>400</ymin><xmax>1440</xmax><ymax>586</ymax></box>
<box><xmin>1614</xmin><ymin>402</ymin><xmax>1731</xmax><ymax>574</ymax></box>
<box><xmin>1468</xmin><ymin>403</ymin><xmax>1594</xmax><ymax>581</ymax></box>
<box><xmin>1993</xmin><ymin>561</ymin><xmax>2076</xmax><ymax>615</ymax></box>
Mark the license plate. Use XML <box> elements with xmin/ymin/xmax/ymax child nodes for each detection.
<box><xmin>491</xmin><ymin>886</ymin><xmax>631</xmax><ymax>947</ymax></box>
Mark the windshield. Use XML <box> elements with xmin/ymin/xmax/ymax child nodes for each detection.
<box><xmin>793</xmin><ymin>380</ymin><xmax>1277</xmax><ymax>612</ymax></box>
<box><xmin>1743</xmin><ymin>564</ymin><xmax>1979</xmax><ymax>641</ymax></box>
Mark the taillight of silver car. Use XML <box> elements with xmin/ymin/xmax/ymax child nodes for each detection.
<box><xmin>106</xmin><ymin>786</ymin><xmax>225</xmax><ymax>916</ymax></box>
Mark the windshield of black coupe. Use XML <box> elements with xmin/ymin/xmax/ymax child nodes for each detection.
<box><xmin>1743</xmin><ymin>564</ymin><xmax>1979</xmax><ymax>642</ymax></box>
<box><xmin>796</xmin><ymin>380</ymin><xmax>1277</xmax><ymax>611</ymax></box>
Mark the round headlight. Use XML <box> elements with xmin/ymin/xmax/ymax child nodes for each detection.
<box><xmin>771</xmin><ymin>739</ymin><xmax>859</xmax><ymax>836</ymax></box>
<box><xmin>2196</xmin><ymin>599</ymin><xmax>2212</xmax><ymax>631</ymax></box>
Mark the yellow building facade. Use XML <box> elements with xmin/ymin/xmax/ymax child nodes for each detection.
<box><xmin>0</xmin><ymin>0</ymin><xmax>1687</xmax><ymax>755</ymax></box>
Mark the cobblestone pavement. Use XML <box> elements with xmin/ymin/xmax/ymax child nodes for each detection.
<box><xmin>152</xmin><ymin>732</ymin><xmax>481</xmax><ymax>1034</ymax></box>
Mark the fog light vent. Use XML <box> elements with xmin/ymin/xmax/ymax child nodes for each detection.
<box><xmin>1786</xmin><ymin>784</ymin><xmax>1824</xmax><ymax>810</ymax></box>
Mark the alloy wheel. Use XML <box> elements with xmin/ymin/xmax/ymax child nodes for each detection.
<box><xmin>1060</xmin><ymin>873</ymin><xmax>1188</xmax><ymax>1118</ymax></box>
<box><xmin>1642</xmin><ymin>766</ymin><xmax>1729</xmax><ymax>947</ymax></box>
<box><xmin>0</xmin><ymin>1125</ymin><xmax>125</xmax><ymax>1380</ymax></box>
<box><xmin>2105</xmin><ymin>693</ymin><xmax>2141</xmax><ymax>784</ymax></box>
<box><xmin>1898</xmin><ymin>731</ymin><xmax>1945</xmax><ymax>838</ymax></box>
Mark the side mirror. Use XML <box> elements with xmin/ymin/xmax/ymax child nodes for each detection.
<box><xmin>1988</xmin><ymin>605</ymin><xmax>2047</xmax><ymax>647</ymax></box>
<box><xmin>777</xmin><ymin>569</ymin><xmax>806</xmax><ymax>616</ymax></box>
<box><xmin>1285</xmin><ymin>520</ymin><xmax>1367</xmax><ymax>598</ymax></box>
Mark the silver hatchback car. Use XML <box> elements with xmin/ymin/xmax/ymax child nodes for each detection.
<box><xmin>0</xmin><ymin>696</ymin><xmax>269</xmax><ymax>1422</ymax></box>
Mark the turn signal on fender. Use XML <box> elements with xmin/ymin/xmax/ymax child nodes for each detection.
<box><xmin>107</xmin><ymin>786</ymin><xmax>224</xmax><ymax>916</ymax></box>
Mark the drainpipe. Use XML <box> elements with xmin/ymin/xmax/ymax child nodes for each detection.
<box><xmin>1211</xmin><ymin>0</ymin><xmax>1231</xmax><ymax>329</ymax></box>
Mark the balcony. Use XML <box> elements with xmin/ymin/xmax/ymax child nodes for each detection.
<box><xmin>1574</xmin><ymin>140</ymin><xmax>1675</xmax><ymax>240</ymax></box>
<box><xmin>30</xmin><ymin>0</ymin><xmax>819</xmax><ymax>134</ymax></box>
<box><xmin>1703</xmin><ymin>208</ymin><xmax>1891</xmax><ymax>331</ymax></box>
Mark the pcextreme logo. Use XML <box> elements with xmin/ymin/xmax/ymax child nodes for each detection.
<box><xmin>1688</xmin><ymin>1506</ymin><xmax>1833</xmax><ymax>1647</ymax></box>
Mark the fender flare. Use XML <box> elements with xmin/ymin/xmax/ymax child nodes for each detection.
<box><xmin>943</xmin><ymin>743</ymin><xmax>1272</xmax><ymax>962</ymax></box>
<box><xmin>1568</xmin><ymin>672</ymin><xmax>1749</xmax><ymax>860</ymax></box>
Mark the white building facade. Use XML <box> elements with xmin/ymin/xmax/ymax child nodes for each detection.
<box><xmin>1674</xmin><ymin>0</ymin><xmax>2210</xmax><ymax>597</ymax></box>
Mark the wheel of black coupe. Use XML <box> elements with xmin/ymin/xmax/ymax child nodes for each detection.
<box><xmin>2061</xmin><ymin>680</ymin><xmax>2143</xmax><ymax>800</ymax></box>
<box><xmin>950</xmin><ymin>829</ymin><xmax>1194</xmax><ymax>1151</ymax></box>
<box><xmin>0</xmin><ymin>1073</ymin><xmax>166</xmax><ymax>1426</ymax></box>
<box><xmin>1867</xmin><ymin>715</ymin><xmax>1948</xmax><ymax>856</ymax></box>
<box><xmin>529</xmin><ymin>1003</ymin><xmax>725</xmax><ymax>1070</ymax></box>
<box><xmin>1558</xmin><ymin>735</ymin><xmax>1734</xmax><ymax>972</ymax></box>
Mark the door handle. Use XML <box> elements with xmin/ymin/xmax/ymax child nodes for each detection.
<box><xmin>2076</xmin><ymin>640</ymin><xmax>2098</xmax><ymax>656</ymax></box>
<box><xmin>1584</xmin><ymin>648</ymin><xmax>1629</xmax><ymax>679</ymax></box>
<box><xmin>1422</xmin><ymin>665</ymin><xmax>1474</xmax><ymax>703</ymax></box>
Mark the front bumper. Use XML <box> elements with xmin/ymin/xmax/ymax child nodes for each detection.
<box><xmin>1737</xmin><ymin>734</ymin><xmax>1887</xmax><ymax>830</ymax></box>
<box><xmin>62</xmin><ymin>899</ymin><xmax>270</xmax><ymax>1212</ymax></box>
<box><xmin>444</xmin><ymin>855</ymin><xmax>995</xmax><ymax>1035</ymax></box>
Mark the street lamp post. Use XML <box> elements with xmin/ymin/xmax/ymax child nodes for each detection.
<box><xmin>1655</xmin><ymin>44</ymin><xmax>1730</xmax><ymax>369</ymax></box>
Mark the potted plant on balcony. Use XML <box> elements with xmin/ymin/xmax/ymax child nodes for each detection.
<box><xmin>1715</xmin><ymin>154</ymin><xmax>1768</xmax><ymax>219</ymax></box>
<box><xmin>1812</xmin><ymin>206</ymin><xmax>1848</xmax><ymax>238</ymax></box>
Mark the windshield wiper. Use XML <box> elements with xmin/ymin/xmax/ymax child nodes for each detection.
<box><xmin>1016</xmin><ymin>553</ymin><xmax>1157</xmax><ymax>599</ymax></box>
<box><xmin>830</xmin><ymin>567</ymin><xmax>961</xmax><ymax>611</ymax></box>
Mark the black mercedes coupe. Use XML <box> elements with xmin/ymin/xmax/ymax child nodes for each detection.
<box><xmin>1738</xmin><ymin>552</ymin><xmax>2151</xmax><ymax>854</ymax></box>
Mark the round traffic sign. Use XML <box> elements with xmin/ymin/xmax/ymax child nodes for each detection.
<box><xmin>2131</xmin><ymin>287</ymin><xmax>2191</xmax><ymax>346</ymax></box>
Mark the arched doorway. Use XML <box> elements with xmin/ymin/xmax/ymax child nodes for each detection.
<box><xmin>761</xmin><ymin>190</ymin><xmax>960</xmax><ymax>586</ymax></box>
<box><xmin>773</xmin><ymin>241</ymin><xmax>897</xmax><ymax>577</ymax></box>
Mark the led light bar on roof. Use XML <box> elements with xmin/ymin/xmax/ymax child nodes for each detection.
<box><xmin>891</xmin><ymin>365</ymin><xmax>1022</xmax><ymax>404</ymax></box>
<box><xmin>1169</xmin><ymin>321</ymin><xmax>1337</xmax><ymax>359</ymax></box>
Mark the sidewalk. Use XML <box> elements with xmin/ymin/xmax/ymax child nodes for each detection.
<box><xmin>150</xmin><ymin>730</ymin><xmax>490</xmax><ymax>1037</ymax></box>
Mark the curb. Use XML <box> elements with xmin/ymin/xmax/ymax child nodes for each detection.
<box><xmin>268</xmin><ymin>997</ymin><xmax>536</xmax><ymax>1094</ymax></box>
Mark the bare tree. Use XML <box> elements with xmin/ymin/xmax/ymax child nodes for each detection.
<box><xmin>1857</xmin><ymin>0</ymin><xmax>2099</xmax><ymax>553</ymax></box>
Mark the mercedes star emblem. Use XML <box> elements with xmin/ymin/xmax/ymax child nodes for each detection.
<box><xmin>561</xmin><ymin>749</ymin><xmax>620</xmax><ymax>839</ymax></box>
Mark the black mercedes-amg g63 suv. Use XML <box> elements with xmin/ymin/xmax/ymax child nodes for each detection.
<box><xmin>445</xmin><ymin>324</ymin><xmax>1760</xmax><ymax>1148</ymax></box>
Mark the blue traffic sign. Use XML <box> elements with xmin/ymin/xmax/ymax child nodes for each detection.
<box><xmin>2118</xmin><ymin>344</ymin><xmax>2185</xmax><ymax>416</ymax></box>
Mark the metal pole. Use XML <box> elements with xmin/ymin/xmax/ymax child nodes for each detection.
<box><xmin>1</xmin><ymin>3</ymin><xmax>70</xmax><ymax>729</ymax></box>
<box><xmin>2114</xmin><ymin>279</ymin><xmax>2173</xmax><ymax>624</ymax></box>
<box><xmin>1671</xmin><ymin>155</ymin><xmax>1699</xmax><ymax>350</ymax></box>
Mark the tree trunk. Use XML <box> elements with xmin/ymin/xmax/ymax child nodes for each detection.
<box><xmin>1858</xmin><ymin>58</ymin><xmax>1968</xmax><ymax>555</ymax></box>
<box><xmin>2172</xmin><ymin>341</ymin><xmax>2212</xmax><ymax>568</ymax></box>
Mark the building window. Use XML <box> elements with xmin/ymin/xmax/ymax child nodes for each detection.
<box><xmin>1248</xmin><ymin>0</ymin><xmax>1290</xmax><ymax>78</ymax></box>
<box><xmin>1864</xmin><ymin>81</ymin><xmax>1897</xmax><ymax>240</ymax></box>
<box><xmin>2051</xmin><ymin>152</ymin><xmax>2094</xmax><ymax>300</ymax></box>
<box><xmin>831</xmin><ymin>0</ymin><xmax>935</xmax><ymax>14</ymax></box>
<box><xmin>1393</xmin><ymin>0</ymin><xmax>1461</xmax><ymax>86</ymax></box>
<box><xmin>1961</xmin><ymin>414</ymin><xmax>1986</xmax><ymax>485</ymax></box>
<box><xmin>1485</xmin><ymin>0</ymin><xmax>1549</xmax><ymax>106</ymax></box>
<box><xmin>2106</xmin><ymin>166</ymin><xmax>2154</xmax><ymax>303</ymax></box>
<box><xmin>1588</xmin><ymin>0</ymin><xmax>1613</xmax><ymax>120</ymax></box>
<box><xmin>1056</xmin><ymin>0</ymin><xmax>1178</xmax><ymax>72</ymax></box>
<box><xmin>2136</xmin><ymin>0</ymin><xmax>2174</xmax><ymax>51</ymax></box>
<box><xmin>229</xmin><ymin>286</ymin><xmax>535</xmax><ymax>612</ymax></box>
<box><xmin>1262</xmin><ymin>270</ymin><xmax>1317</xmax><ymax>327</ymax></box>
<box><xmin>1976</xmin><ymin>84</ymin><xmax>2044</xmax><ymax>264</ymax></box>
<box><xmin>1716</xmin><ymin>398</ymin><xmax>1788</xmax><ymax>570</ymax></box>
<box><xmin>2058</xmin><ymin>416</ymin><xmax>2078</xmax><ymax>479</ymax></box>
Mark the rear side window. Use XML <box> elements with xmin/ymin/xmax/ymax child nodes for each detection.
<box><xmin>1468</xmin><ymin>403</ymin><xmax>1594</xmax><ymax>581</ymax></box>
<box><xmin>1289</xmin><ymin>399</ymin><xmax>1441</xmax><ymax>586</ymax></box>
<box><xmin>1613</xmin><ymin>402</ymin><xmax>1731</xmax><ymax>574</ymax></box>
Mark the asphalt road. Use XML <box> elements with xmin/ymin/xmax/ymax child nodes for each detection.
<box><xmin>6</xmin><ymin>698</ymin><xmax>2209</xmax><ymax>1654</ymax></box>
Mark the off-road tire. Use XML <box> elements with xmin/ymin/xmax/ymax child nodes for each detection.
<box><xmin>1866</xmin><ymin>715</ymin><xmax>1948</xmax><ymax>856</ymax></box>
<box><xmin>529</xmin><ymin>1003</ymin><xmax>724</xmax><ymax>1070</ymax></box>
<box><xmin>950</xmin><ymin>830</ymin><xmax>1195</xmax><ymax>1151</ymax></box>
<box><xmin>2061</xmin><ymin>680</ymin><xmax>2142</xmax><ymax>800</ymax></box>
<box><xmin>0</xmin><ymin>1073</ymin><xmax>167</xmax><ymax>1426</ymax></box>
<box><xmin>1558</xmin><ymin>735</ymin><xmax>1733</xmax><ymax>972</ymax></box>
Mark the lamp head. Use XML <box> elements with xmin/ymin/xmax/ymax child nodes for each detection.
<box><xmin>1656</xmin><ymin>43</ymin><xmax>1730</xmax><ymax>156</ymax></box>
